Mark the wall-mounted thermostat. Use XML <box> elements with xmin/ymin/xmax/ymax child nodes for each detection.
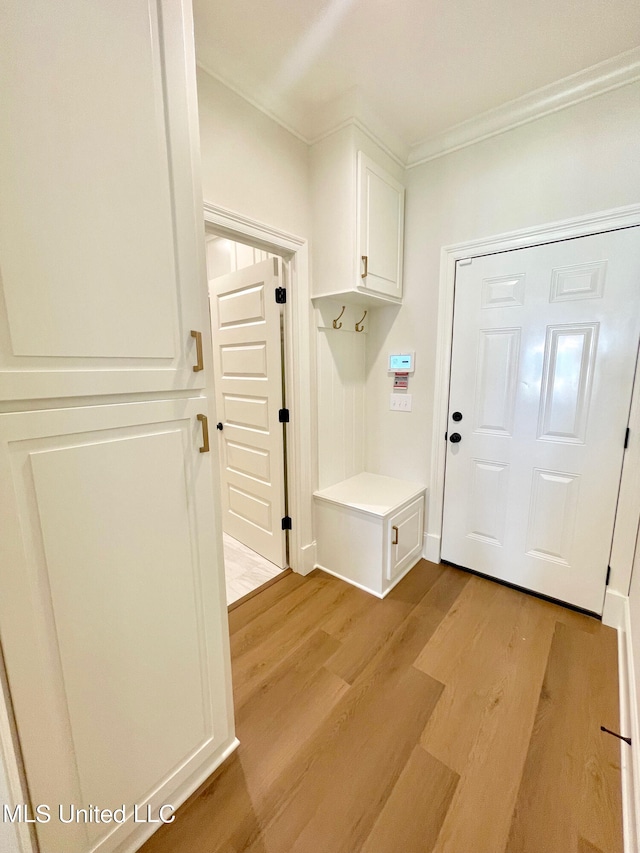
<box><xmin>388</xmin><ymin>352</ymin><xmax>415</xmax><ymax>373</ymax></box>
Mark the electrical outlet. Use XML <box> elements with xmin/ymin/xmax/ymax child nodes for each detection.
<box><xmin>390</xmin><ymin>394</ymin><xmax>412</xmax><ymax>412</ymax></box>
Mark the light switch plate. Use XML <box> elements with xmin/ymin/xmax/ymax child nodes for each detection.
<box><xmin>390</xmin><ymin>394</ymin><xmax>412</xmax><ymax>412</ymax></box>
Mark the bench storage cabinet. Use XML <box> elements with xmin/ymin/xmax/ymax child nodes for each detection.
<box><xmin>314</xmin><ymin>472</ymin><xmax>426</xmax><ymax>597</ymax></box>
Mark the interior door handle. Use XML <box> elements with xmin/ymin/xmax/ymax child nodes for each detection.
<box><xmin>191</xmin><ymin>330</ymin><xmax>204</xmax><ymax>372</ymax></box>
<box><xmin>197</xmin><ymin>414</ymin><xmax>210</xmax><ymax>453</ymax></box>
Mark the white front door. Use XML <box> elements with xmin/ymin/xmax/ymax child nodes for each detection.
<box><xmin>210</xmin><ymin>258</ymin><xmax>287</xmax><ymax>568</ymax></box>
<box><xmin>442</xmin><ymin>227</ymin><xmax>640</xmax><ymax>613</ymax></box>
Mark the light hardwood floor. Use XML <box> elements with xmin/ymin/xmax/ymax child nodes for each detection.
<box><xmin>140</xmin><ymin>561</ymin><xmax>623</xmax><ymax>853</ymax></box>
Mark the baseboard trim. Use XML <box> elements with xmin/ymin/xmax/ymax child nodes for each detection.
<box><xmin>424</xmin><ymin>532</ymin><xmax>441</xmax><ymax>563</ymax></box>
<box><xmin>118</xmin><ymin>736</ymin><xmax>240</xmax><ymax>853</ymax></box>
<box><xmin>618</xmin><ymin>596</ymin><xmax>639</xmax><ymax>853</ymax></box>
<box><xmin>298</xmin><ymin>541</ymin><xmax>317</xmax><ymax>576</ymax></box>
<box><xmin>603</xmin><ymin>588</ymin><xmax>627</xmax><ymax>629</ymax></box>
<box><xmin>314</xmin><ymin>556</ymin><xmax>422</xmax><ymax>599</ymax></box>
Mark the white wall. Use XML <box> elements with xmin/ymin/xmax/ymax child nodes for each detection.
<box><xmin>364</xmin><ymin>82</ymin><xmax>640</xmax><ymax>511</ymax></box>
<box><xmin>197</xmin><ymin>68</ymin><xmax>310</xmax><ymax>239</ymax></box>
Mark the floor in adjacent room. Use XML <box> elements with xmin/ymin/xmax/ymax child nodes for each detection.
<box><xmin>223</xmin><ymin>533</ymin><xmax>285</xmax><ymax>605</ymax></box>
<box><xmin>140</xmin><ymin>560</ymin><xmax>623</xmax><ymax>853</ymax></box>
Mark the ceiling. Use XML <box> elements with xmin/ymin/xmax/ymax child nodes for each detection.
<box><xmin>193</xmin><ymin>0</ymin><xmax>640</xmax><ymax>155</ymax></box>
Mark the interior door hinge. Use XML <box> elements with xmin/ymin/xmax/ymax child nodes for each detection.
<box><xmin>281</xmin><ymin>516</ymin><xmax>292</xmax><ymax>531</ymax></box>
<box><xmin>275</xmin><ymin>287</ymin><xmax>286</xmax><ymax>304</ymax></box>
<box><xmin>279</xmin><ymin>408</ymin><xmax>289</xmax><ymax>423</ymax></box>
<box><xmin>606</xmin><ymin>565</ymin><xmax>611</xmax><ymax>586</ymax></box>
<box><xmin>625</xmin><ymin>427</ymin><xmax>630</xmax><ymax>449</ymax></box>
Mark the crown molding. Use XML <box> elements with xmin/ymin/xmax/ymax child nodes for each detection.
<box><xmin>309</xmin><ymin>117</ymin><xmax>407</xmax><ymax>169</ymax></box>
<box><xmin>196</xmin><ymin>61</ymin><xmax>408</xmax><ymax>164</ymax></box>
<box><xmin>198</xmin><ymin>48</ymin><xmax>640</xmax><ymax>171</ymax></box>
<box><xmin>407</xmin><ymin>46</ymin><xmax>640</xmax><ymax>169</ymax></box>
<box><xmin>196</xmin><ymin>61</ymin><xmax>310</xmax><ymax>144</ymax></box>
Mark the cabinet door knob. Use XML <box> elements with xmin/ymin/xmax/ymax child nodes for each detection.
<box><xmin>191</xmin><ymin>330</ymin><xmax>204</xmax><ymax>372</ymax></box>
<box><xmin>361</xmin><ymin>255</ymin><xmax>368</xmax><ymax>279</ymax></box>
<box><xmin>392</xmin><ymin>525</ymin><xmax>399</xmax><ymax>545</ymax></box>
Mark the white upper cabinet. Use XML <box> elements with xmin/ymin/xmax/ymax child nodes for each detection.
<box><xmin>357</xmin><ymin>152</ymin><xmax>405</xmax><ymax>301</ymax></box>
<box><xmin>310</xmin><ymin>124</ymin><xmax>405</xmax><ymax>306</ymax></box>
<box><xmin>0</xmin><ymin>0</ymin><xmax>210</xmax><ymax>400</ymax></box>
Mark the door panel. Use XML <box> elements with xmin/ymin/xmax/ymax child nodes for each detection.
<box><xmin>0</xmin><ymin>0</ymin><xmax>208</xmax><ymax>399</ymax></box>
<box><xmin>0</xmin><ymin>399</ymin><xmax>233</xmax><ymax>853</ymax></box>
<box><xmin>210</xmin><ymin>258</ymin><xmax>287</xmax><ymax>568</ymax></box>
<box><xmin>387</xmin><ymin>497</ymin><xmax>424</xmax><ymax>580</ymax></box>
<box><xmin>538</xmin><ymin>324</ymin><xmax>597</xmax><ymax>442</ymax></box>
<box><xmin>474</xmin><ymin>328</ymin><xmax>520</xmax><ymax>433</ymax></box>
<box><xmin>442</xmin><ymin>227</ymin><xmax>640</xmax><ymax>613</ymax></box>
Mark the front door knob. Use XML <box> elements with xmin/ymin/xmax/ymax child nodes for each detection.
<box><xmin>449</xmin><ymin>432</ymin><xmax>462</xmax><ymax>443</ymax></box>
<box><xmin>452</xmin><ymin>411</ymin><xmax>463</xmax><ymax>422</ymax></box>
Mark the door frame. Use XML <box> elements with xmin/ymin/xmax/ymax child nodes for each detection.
<box><xmin>427</xmin><ymin>203</ymin><xmax>640</xmax><ymax>616</ymax></box>
<box><xmin>203</xmin><ymin>202</ymin><xmax>317</xmax><ymax>576</ymax></box>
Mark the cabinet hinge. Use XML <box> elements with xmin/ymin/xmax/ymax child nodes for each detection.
<box><xmin>279</xmin><ymin>408</ymin><xmax>289</xmax><ymax>423</ymax></box>
<box><xmin>275</xmin><ymin>287</ymin><xmax>286</xmax><ymax>304</ymax></box>
<box><xmin>625</xmin><ymin>428</ymin><xmax>630</xmax><ymax>449</ymax></box>
<box><xmin>281</xmin><ymin>516</ymin><xmax>292</xmax><ymax>531</ymax></box>
<box><xmin>606</xmin><ymin>565</ymin><xmax>611</xmax><ymax>586</ymax></box>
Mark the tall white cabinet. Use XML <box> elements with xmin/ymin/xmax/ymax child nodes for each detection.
<box><xmin>0</xmin><ymin>3</ymin><xmax>236</xmax><ymax>853</ymax></box>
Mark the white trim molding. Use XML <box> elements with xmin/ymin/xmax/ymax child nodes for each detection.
<box><xmin>615</xmin><ymin>596</ymin><xmax>640</xmax><ymax>853</ymax></box>
<box><xmin>198</xmin><ymin>48</ymin><xmax>640</xmax><ymax>172</ymax></box>
<box><xmin>203</xmin><ymin>203</ymin><xmax>317</xmax><ymax>576</ymax></box>
<box><xmin>407</xmin><ymin>47</ymin><xmax>640</xmax><ymax>167</ymax></box>
<box><xmin>429</xmin><ymin>204</ymin><xmax>640</xmax><ymax>603</ymax></box>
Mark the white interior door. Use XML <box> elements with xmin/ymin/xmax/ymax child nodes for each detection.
<box><xmin>209</xmin><ymin>258</ymin><xmax>287</xmax><ymax>568</ymax></box>
<box><xmin>442</xmin><ymin>227</ymin><xmax>640</xmax><ymax>613</ymax></box>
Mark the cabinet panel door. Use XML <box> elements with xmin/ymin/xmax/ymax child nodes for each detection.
<box><xmin>357</xmin><ymin>152</ymin><xmax>405</xmax><ymax>300</ymax></box>
<box><xmin>0</xmin><ymin>399</ymin><xmax>234</xmax><ymax>853</ymax></box>
<box><xmin>0</xmin><ymin>0</ymin><xmax>209</xmax><ymax>399</ymax></box>
<box><xmin>387</xmin><ymin>497</ymin><xmax>424</xmax><ymax>580</ymax></box>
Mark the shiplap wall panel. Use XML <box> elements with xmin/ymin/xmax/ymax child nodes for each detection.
<box><xmin>317</xmin><ymin>326</ymin><xmax>366</xmax><ymax>490</ymax></box>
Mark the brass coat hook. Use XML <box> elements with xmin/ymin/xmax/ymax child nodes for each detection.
<box><xmin>355</xmin><ymin>310</ymin><xmax>367</xmax><ymax>332</ymax></box>
<box><xmin>332</xmin><ymin>305</ymin><xmax>346</xmax><ymax>329</ymax></box>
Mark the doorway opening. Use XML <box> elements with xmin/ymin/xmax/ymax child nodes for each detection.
<box><xmin>204</xmin><ymin>233</ymin><xmax>289</xmax><ymax>605</ymax></box>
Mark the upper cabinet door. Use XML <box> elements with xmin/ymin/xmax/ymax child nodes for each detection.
<box><xmin>0</xmin><ymin>0</ymin><xmax>210</xmax><ymax>400</ymax></box>
<box><xmin>357</xmin><ymin>152</ymin><xmax>405</xmax><ymax>301</ymax></box>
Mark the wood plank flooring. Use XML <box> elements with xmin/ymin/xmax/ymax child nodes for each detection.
<box><xmin>139</xmin><ymin>561</ymin><xmax>623</xmax><ymax>853</ymax></box>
